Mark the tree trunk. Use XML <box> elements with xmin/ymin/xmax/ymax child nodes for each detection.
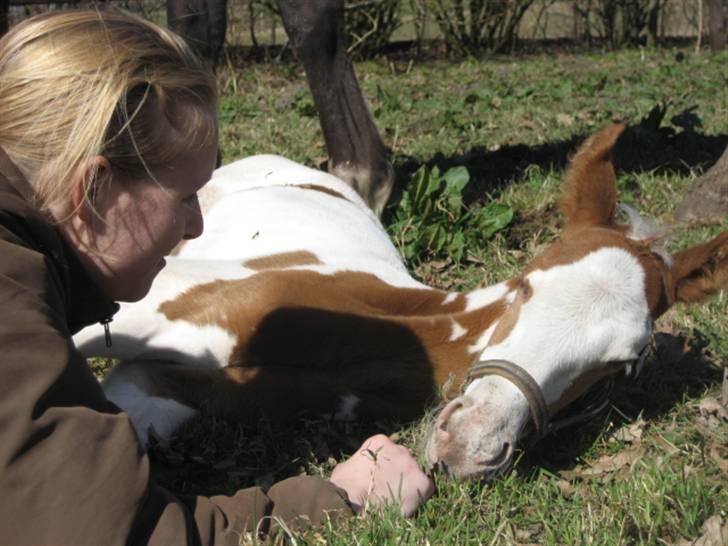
<box><xmin>706</xmin><ymin>0</ymin><xmax>727</xmax><ymax>51</ymax></box>
<box><xmin>646</xmin><ymin>0</ymin><xmax>660</xmax><ymax>47</ymax></box>
<box><xmin>676</xmin><ymin>145</ymin><xmax>728</xmax><ymax>221</ymax></box>
<box><xmin>0</xmin><ymin>0</ymin><xmax>9</xmax><ymax>35</ymax></box>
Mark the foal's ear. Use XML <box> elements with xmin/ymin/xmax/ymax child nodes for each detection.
<box><xmin>559</xmin><ymin>124</ymin><xmax>625</xmax><ymax>229</ymax></box>
<box><xmin>671</xmin><ymin>232</ymin><xmax>728</xmax><ymax>304</ymax></box>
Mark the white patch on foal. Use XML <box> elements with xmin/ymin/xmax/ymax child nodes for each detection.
<box><xmin>179</xmin><ymin>155</ymin><xmax>419</xmax><ymax>289</ymax></box>
<box><xmin>464</xmin><ymin>282</ymin><xmax>510</xmax><ymax>311</ymax></box>
<box><xmin>467</xmin><ymin>322</ymin><xmax>498</xmax><ymax>357</ymax></box>
<box><xmin>443</xmin><ymin>292</ymin><xmax>459</xmax><ymax>305</ymax></box>
<box><xmin>103</xmin><ymin>362</ymin><xmax>197</xmax><ymax>447</ymax></box>
<box><xmin>467</xmin><ymin>247</ymin><xmax>652</xmax><ymax>401</ymax></box>
<box><xmin>449</xmin><ymin>319</ymin><xmax>468</xmax><ymax>341</ymax></box>
<box><xmin>140</xmin><ymin>322</ymin><xmax>238</xmax><ymax>368</ymax></box>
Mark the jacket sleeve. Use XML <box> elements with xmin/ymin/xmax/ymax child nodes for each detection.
<box><xmin>0</xmin><ymin>237</ymin><xmax>352</xmax><ymax>546</ymax></box>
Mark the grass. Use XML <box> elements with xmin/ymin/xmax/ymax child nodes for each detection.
<box><xmin>151</xmin><ymin>45</ymin><xmax>728</xmax><ymax>544</ymax></box>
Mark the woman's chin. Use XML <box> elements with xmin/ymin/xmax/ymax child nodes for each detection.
<box><xmin>114</xmin><ymin>268</ymin><xmax>162</xmax><ymax>303</ymax></box>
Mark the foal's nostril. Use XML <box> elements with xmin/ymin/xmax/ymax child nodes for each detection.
<box><xmin>479</xmin><ymin>442</ymin><xmax>512</xmax><ymax>468</ymax></box>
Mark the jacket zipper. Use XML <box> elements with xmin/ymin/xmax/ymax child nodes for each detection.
<box><xmin>100</xmin><ymin>315</ymin><xmax>114</xmax><ymax>347</ymax></box>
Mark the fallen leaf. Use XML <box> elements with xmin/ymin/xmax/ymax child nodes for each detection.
<box><xmin>613</xmin><ymin>417</ymin><xmax>646</xmax><ymax>444</ymax></box>
<box><xmin>520</xmin><ymin>120</ymin><xmax>540</xmax><ymax>132</ymax></box>
<box><xmin>577</xmin><ymin>446</ymin><xmax>642</xmax><ymax>479</ymax></box>
<box><xmin>557</xmin><ymin>469</ymin><xmax>579</xmax><ymax>481</ymax></box>
<box><xmin>556</xmin><ymin>479</ymin><xmax>574</xmax><ymax>497</ymax></box>
<box><xmin>675</xmin><ymin>515</ymin><xmax>728</xmax><ymax>546</ymax></box>
<box><xmin>514</xmin><ymin>524</ymin><xmax>541</xmax><ymax>541</ymax></box>
<box><xmin>427</xmin><ymin>258</ymin><xmax>452</xmax><ymax>271</ymax></box>
<box><xmin>697</xmin><ymin>397</ymin><xmax>728</xmax><ymax>429</ymax></box>
<box><xmin>556</xmin><ymin>113</ymin><xmax>574</xmax><ymax>126</ymax></box>
<box><xmin>699</xmin><ymin>397</ymin><xmax>728</xmax><ymax>418</ymax></box>
<box><xmin>654</xmin><ymin>433</ymin><xmax>681</xmax><ymax>455</ymax></box>
<box><xmin>709</xmin><ymin>443</ymin><xmax>728</xmax><ymax>476</ymax></box>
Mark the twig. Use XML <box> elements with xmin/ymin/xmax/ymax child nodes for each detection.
<box><xmin>695</xmin><ymin>0</ymin><xmax>703</xmax><ymax>52</ymax></box>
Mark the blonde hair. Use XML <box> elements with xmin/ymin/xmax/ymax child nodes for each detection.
<box><xmin>0</xmin><ymin>8</ymin><xmax>217</xmax><ymax>213</ymax></box>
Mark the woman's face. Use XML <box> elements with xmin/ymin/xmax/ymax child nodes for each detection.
<box><xmin>84</xmin><ymin>139</ymin><xmax>218</xmax><ymax>302</ymax></box>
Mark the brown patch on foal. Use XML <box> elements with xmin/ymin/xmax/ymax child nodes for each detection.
<box><xmin>243</xmin><ymin>251</ymin><xmax>321</xmax><ymax>271</ymax></box>
<box><xmin>487</xmin><ymin>279</ymin><xmax>533</xmax><ymax>347</ymax></box>
<box><xmin>296</xmin><ymin>184</ymin><xmax>349</xmax><ymax>201</ymax></box>
<box><xmin>671</xmin><ymin>232</ymin><xmax>728</xmax><ymax>304</ymax></box>
<box><xmin>157</xmin><ymin>270</ymin><xmax>505</xmax><ymax>420</ymax></box>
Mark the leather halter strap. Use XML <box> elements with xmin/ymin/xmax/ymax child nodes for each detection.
<box><xmin>462</xmin><ymin>341</ymin><xmax>654</xmax><ymax>442</ymax></box>
<box><xmin>466</xmin><ymin>359</ymin><xmax>550</xmax><ymax>440</ymax></box>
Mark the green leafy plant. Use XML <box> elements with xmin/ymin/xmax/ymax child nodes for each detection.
<box><xmin>388</xmin><ymin>165</ymin><xmax>513</xmax><ymax>264</ymax></box>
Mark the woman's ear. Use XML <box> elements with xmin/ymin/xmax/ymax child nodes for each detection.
<box><xmin>70</xmin><ymin>156</ymin><xmax>112</xmax><ymax>227</ymax></box>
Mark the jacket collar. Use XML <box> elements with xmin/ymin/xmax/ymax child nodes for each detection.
<box><xmin>0</xmin><ymin>147</ymin><xmax>119</xmax><ymax>334</ymax></box>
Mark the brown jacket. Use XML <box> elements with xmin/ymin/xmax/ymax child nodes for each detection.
<box><xmin>0</xmin><ymin>149</ymin><xmax>353</xmax><ymax>545</ymax></box>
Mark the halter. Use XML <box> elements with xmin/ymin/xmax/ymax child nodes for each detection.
<box><xmin>462</xmin><ymin>341</ymin><xmax>654</xmax><ymax>443</ymax></box>
<box><xmin>465</xmin><ymin>359</ymin><xmax>550</xmax><ymax>440</ymax></box>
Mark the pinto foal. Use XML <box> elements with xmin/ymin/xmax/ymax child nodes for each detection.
<box><xmin>75</xmin><ymin>124</ymin><xmax>728</xmax><ymax>480</ymax></box>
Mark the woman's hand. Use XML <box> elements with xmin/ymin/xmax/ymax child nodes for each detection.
<box><xmin>329</xmin><ymin>434</ymin><xmax>434</xmax><ymax>517</ymax></box>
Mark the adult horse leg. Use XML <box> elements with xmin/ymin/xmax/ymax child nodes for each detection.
<box><xmin>275</xmin><ymin>0</ymin><xmax>394</xmax><ymax>216</ymax></box>
<box><xmin>0</xmin><ymin>0</ymin><xmax>9</xmax><ymax>36</ymax></box>
<box><xmin>166</xmin><ymin>0</ymin><xmax>394</xmax><ymax>215</ymax></box>
<box><xmin>167</xmin><ymin>0</ymin><xmax>227</xmax><ymax>68</ymax></box>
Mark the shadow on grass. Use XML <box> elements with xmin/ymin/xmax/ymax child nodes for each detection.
<box><xmin>148</xmin><ymin>333</ymin><xmax>721</xmax><ymax>500</ymax></box>
<box><xmin>148</xmin><ymin>331</ymin><xmax>722</xmax><ymax>498</ymax></box>
<box><xmin>148</xmin><ymin>413</ymin><xmax>407</xmax><ymax>497</ymax></box>
<box><xmin>388</xmin><ymin>108</ymin><xmax>728</xmax><ymax>213</ymax></box>
<box><xmin>521</xmin><ymin>331</ymin><xmax>723</xmax><ymax>475</ymax></box>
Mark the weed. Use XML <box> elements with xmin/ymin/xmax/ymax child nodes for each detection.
<box><xmin>388</xmin><ymin>164</ymin><xmax>513</xmax><ymax>264</ymax></box>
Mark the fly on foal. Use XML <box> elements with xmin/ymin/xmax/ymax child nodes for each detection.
<box><xmin>74</xmin><ymin>124</ymin><xmax>728</xmax><ymax>480</ymax></box>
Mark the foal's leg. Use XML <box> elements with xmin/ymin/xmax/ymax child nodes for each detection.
<box><xmin>104</xmin><ymin>356</ymin><xmax>435</xmax><ymax>444</ymax></box>
<box><xmin>103</xmin><ymin>361</ymin><xmax>198</xmax><ymax>449</ymax></box>
<box><xmin>276</xmin><ymin>0</ymin><xmax>394</xmax><ymax>216</ymax></box>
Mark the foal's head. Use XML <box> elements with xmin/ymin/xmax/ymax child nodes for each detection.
<box><xmin>426</xmin><ymin>124</ymin><xmax>728</xmax><ymax>479</ymax></box>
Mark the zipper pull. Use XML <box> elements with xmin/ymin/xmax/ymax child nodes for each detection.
<box><xmin>101</xmin><ymin>316</ymin><xmax>113</xmax><ymax>347</ymax></box>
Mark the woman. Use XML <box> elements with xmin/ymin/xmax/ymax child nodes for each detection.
<box><xmin>0</xmin><ymin>9</ymin><xmax>432</xmax><ymax>544</ymax></box>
